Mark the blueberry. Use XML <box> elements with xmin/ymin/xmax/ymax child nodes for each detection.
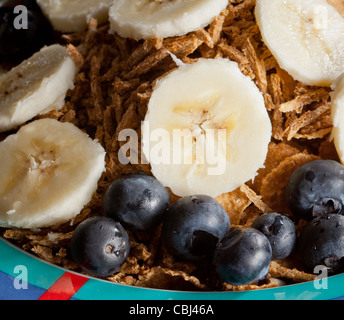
<box><xmin>296</xmin><ymin>214</ymin><xmax>344</xmax><ymax>275</ymax></box>
<box><xmin>286</xmin><ymin>160</ymin><xmax>344</xmax><ymax>220</ymax></box>
<box><xmin>71</xmin><ymin>216</ymin><xmax>130</xmax><ymax>277</ymax></box>
<box><xmin>213</xmin><ymin>228</ymin><xmax>272</xmax><ymax>286</ymax></box>
<box><xmin>2</xmin><ymin>0</ymin><xmax>42</xmax><ymax>11</ymax></box>
<box><xmin>161</xmin><ymin>195</ymin><xmax>231</xmax><ymax>261</ymax></box>
<box><xmin>103</xmin><ymin>173</ymin><xmax>171</xmax><ymax>231</ymax></box>
<box><xmin>251</xmin><ymin>212</ymin><xmax>297</xmax><ymax>260</ymax></box>
<box><xmin>0</xmin><ymin>1</ymin><xmax>53</xmax><ymax>64</ymax></box>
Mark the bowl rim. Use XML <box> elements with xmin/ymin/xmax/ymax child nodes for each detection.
<box><xmin>1</xmin><ymin>236</ymin><xmax>343</xmax><ymax>300</ymax></box>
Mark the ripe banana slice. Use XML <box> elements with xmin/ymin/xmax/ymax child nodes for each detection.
<box><xmin>0</xmin><ymin>44</ymin><xmax>78</xmax><ymax>133</ymax></box>
<box><xmin>142</xmin><ymin>58</ymin><xmax>272</xmax><ymax>198</ymax></box>
<box><xmin>255</xmin><ymin>0</ymin><xmax>344</xmax><ymax>86</ymax></box>
<box><xmin>36</xmin><ymin>0</ymin><xmax>113</xmax><ymax>33</ymax></box>
<box><xmin>331</xmin><ymin>74</ymin><xmax>344</xmax><ymax>164</ymax></box>
<box><xmin>0</xmin><ymin>118</ymin><xmax>106</xmax><ymax>229</ymax></box>
<box><xmin>109</xmin><ymin>0</ymin><xmax>229</xmax><ymax>40</ymax></box>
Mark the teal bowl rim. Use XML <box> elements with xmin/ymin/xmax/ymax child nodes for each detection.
<box><xmin>1</xmin><ymin>236</ymin><xmax>344</xmax><ymax>300</ymax></box>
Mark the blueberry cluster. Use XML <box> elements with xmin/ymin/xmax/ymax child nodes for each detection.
<box><xmin>214</xmin><ymin>158</ymin><xmax>344</xmax><ymax>283</ymax></box>
<box><xmin>71</xmin><ymin>160</ymin><xmax>344</xmax><ymax>284</ymax></box>
<box><xmin>70</xmin><ymin>172</ymin><xmax>292</xmax><ymax>285</ymax></box>
<box><xmin>68</xmin><ymin>160</ymin><xmax>344</xmax><ymax>285</ymax></box>
<box><xmin>286</xmin><ymin>159</ymin><xmax>344</xmax><ymax>275</ymax></box>
<box><xmin>214</xmin><ymin>212</ymin><xmax>297</xmax><ymax>286</ymax></box>
<box><xmin>71</xmin><ymin>172</ymin><xmax>171</xmax><ymax>278</ymax></box>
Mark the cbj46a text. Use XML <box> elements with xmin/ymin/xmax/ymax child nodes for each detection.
<box><xmin>174</xmin><ymin>305</ymin><xmax>214</xmax><ymax>317</ymax></box>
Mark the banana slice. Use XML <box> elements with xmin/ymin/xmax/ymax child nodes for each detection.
<box><xmin>331</xmin><ymin>74</ymin><xmax>344</xmax><ymax>164</ymax></box>
<box><xmin>36</xmin><ymin>0</ymin><xmax>113</xmax><ymax>33</ymax></box>
<box><xmin>142</xmin><ymin>58</ymin><xmax>272</xmax><ymax>198</ymax></box>
<box><xmin>109</xmin><ymin>0</ymin><xmax>229</xmax><ymax>40</ymax></box>
<box><xmin>255</xmin><ymin>0</ymin><xmax>344</xmax><ymax>86</ymax></box>
<box><xmin>0</xmin><ymin>44</ymin><xmax>78</xmax><ymax>133</ymax></box>
<box><xmin>0</xmin><ymin>118</ymin><xmax>106</xmax><ymax>229</ymax></box>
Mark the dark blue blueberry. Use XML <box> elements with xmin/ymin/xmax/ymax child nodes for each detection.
<box><xmin>103</xmin><ymin>173</ymin><xmax>171</xmax><ymax>231</ymax></box>
<box><xmin>71</xmin><ymin>216</ymin><xmax>130</xmax><ymax>277</ymax></box>
<box><xmin>2</xmin><ymin>0</ymin><xmax>42</xmax><ymax>11</ymax></box>
<box><xmin>251</xmin><ymin>212</ymin><xmax>297</xmax><ymax>260</ymax></box>
<box><xmin>214</xmin><ymin>228</ymin><xmax>272</xmax><ymax>286</ymax></box>
<box><xmin>0</xmin><ymin>0</ymin><xmax>53</xmax><ymax>65</ymax></box>
<box><xmin>296</xmin><ymin>214</ymin><xmax>344</xmax><ymax>275</ymax></box>
<box><xmin>161</xmin><ymin>195</ymin><xmax>231</xmax><ymax>261</ymax></box>
<box><xmin>285</xmin><ymin>160</ymin><xmax>344</xmax><ymax>220</ymax></box>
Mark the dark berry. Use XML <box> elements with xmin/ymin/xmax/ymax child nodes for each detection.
<box><xmin>161</xmin><ymin>195</ymin><xmax>231</xmax><ymax>261</ymax></box>
<box><xmin>251</xmin><ymin>212</ymin><xmax>297</xmax><ymax>260</ymax></box>
<box><xmin>0</xmin><ymin>1</ymin><xmax>53</xmax><ymax>65</ymax></box>
<box><xmin>214</xmin><ymin>228</ymin><xmax>272</xmax><ymax>286</ymax></box>
<box><xmin>103</xmin><ymin>173</ymin><xmax>171</xmax><ymax>231</ymax></box>
<box><xmin>296</xmin><ymin>214</ymin><xmax>344</xmax><ymax>275</ymax></box>
<box><xmin>71</xmin><ymin>216</ymin><xmax>130</xmax><ymax>277</ymax></box>
<box><xmin>286</xmin><ymin>159</ymin><xmax>344</xmax><ymax>220</ymax></box>
<box><xmin>2</xmin><ymin>0</ymin><xmax>42</xmax><ymax>11</ymax></box>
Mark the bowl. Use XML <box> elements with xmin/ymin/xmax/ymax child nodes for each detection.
<box><xmin>1</xmin><ymin>237</ymin><xmax>344</xmax><ymax>300</ymax></box>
